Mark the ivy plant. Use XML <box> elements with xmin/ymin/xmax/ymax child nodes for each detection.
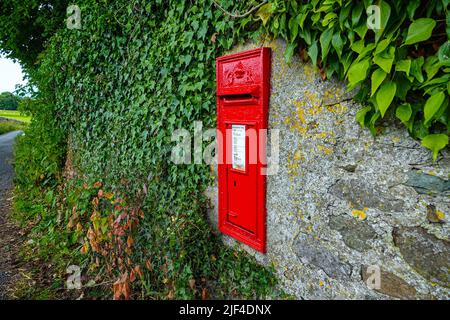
<box><xmin>256</xmin><ymin>0</ymin><xmax>450</xmax><ymax>159</ymax></box>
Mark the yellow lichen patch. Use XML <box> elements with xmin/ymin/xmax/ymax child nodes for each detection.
<box><xmin>314</xmin><ymin>132</ymin><xmax>329</xmax><ymax>140</ymax></box>
<box><xmin>294</xmin><ymin>149</ymin><xmax>304</xmax><ymax>161</ymax></box>
<box><xmin>303</xmin><ymin>63</ymin><xmax>316</xmax><ymax>82</ymax></box>
<box><xmin>326</xmin><ymin>102</ymin><xmax>348</xmax><ymax>114</ymax></box>
<box><xmin>287</xmin><ymin>91</ymin><xmax>325</xmax><ymax>136</ymax></box>
<box><xmin>436</xmin><ymin>210</ymin><xmax>445</xmax><ymax>221</ymax></box>
<box><xmin>352</xmin><ymin>209</ymin><xmax>367</xmax><ymax>220</ymax></box>
<box><xmin>319</xmin><ymin>280</ymin><xmax>325</xmax><ymax>287</ymax></box>
<box><xmin>304</xmin><ymin>91</ymin><xmax>323</xmax><ymax>116</ymax></box>
<box><xmin>287</xmin><ymin>153</ymin><xmax>301</xmax><ymax>180</ymax></box>
<box><xmin>391</xmin><ymin>136</ymin><xmax>401</xmax><ymax>143</ymax></box>
<box><xmin>317</xmin><ymin>145</ymin><xmax>334</xmax><ymax>156</ymax></box>
<box><xmin>288</xmin><ymin>100</ymin><xmax>308</xmax><ymax>135</ymax></box>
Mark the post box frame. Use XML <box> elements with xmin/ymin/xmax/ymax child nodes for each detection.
<box><xmin>216</xmin><ymin>47</ymin><xmax>271</xmax><ymax>253</ymax></box>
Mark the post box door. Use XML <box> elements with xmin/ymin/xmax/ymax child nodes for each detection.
<box><xmin>227</xmin><ymin>167</ymin><xmax>257</xmax><ymax>233</ymax></box>
<box><xmin>226</xmin><ymin>125</ymin><xmax>257</xmax><ymax>234</ymax></box>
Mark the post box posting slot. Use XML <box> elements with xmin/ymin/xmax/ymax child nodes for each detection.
<box><xmin>216</xmin><ymin>48</ymin><xmax>270</xmax><ymax>253</ymax></box>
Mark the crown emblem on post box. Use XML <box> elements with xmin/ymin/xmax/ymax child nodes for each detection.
<box><xmin>225</xmin><ymin>61</ymin><xmax>255</xmax><ymax>86</ymax></box>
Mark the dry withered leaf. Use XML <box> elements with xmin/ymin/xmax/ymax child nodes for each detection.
<box><xmin>93</xmin><ymin>181</ymin><xmax>102</xmax><ymax>188</ymax></box>
<box><xmin>201</xmin><ymin>288</ymin><xmax>209</xmax><ymax>300</ymax></box>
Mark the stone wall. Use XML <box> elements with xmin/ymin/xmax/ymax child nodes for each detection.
<box><xmin>206</xmin><ymin>39</ymin><xmax>450</xmax><ymax>300</ymax></box>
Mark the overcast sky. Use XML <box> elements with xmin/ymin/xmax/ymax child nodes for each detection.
<box><xmin>0</xmin><ymin>55</ymin><xmax>27</xmax><ymax>93</ymax></box>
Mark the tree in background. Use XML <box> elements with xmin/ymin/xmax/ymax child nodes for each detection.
<box><xmin>0</xmin><ymin>91</ymin><xmax>20</xmax><ymax>110</ymax></box>
<box><xmin>0</xmin><ymin>0</ymin><xmax>69</xmax><ymax>69</ymax></box>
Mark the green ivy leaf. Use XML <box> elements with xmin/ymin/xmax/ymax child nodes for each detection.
<box><xmin>373</xmin><ymin>46</ymin><xmax>395</xmax><ymax>73</ymax></box>
<box><xmin>368</xmin><ymin>111</ymin><xmax>381</xmax><ymax>136</ymax></box>
<box><xmin>320</xmin><ymin>28</ymin><xmax>334</xmax><ymax>62</ymax></box>
<box><xmin>438</xmin><ymin>41</ymin><xmax>450</xmax><ymax>66</ymax></box>
<box><xmin>395</xmin><ymin>59</ymin><xmax>411</xmax><ymax>76</ymax></box>
<box><xmin>351</xmin><ymin>2</ymin><xmax>364</xmax><ymax>27</ymax></box>
<box><xmin>339</xmin><ymin>3</ymin><xmax>352</xmax><ymax>28</ymax></box>
<box><xmin>424</xmin><ymin>55</ymin><xmax>442</xmax><ymax>80</ymax></box>
<box><xmin>376</xmin><ymin>81</ymin><xmax>397</xmax><ymax>117</ymax></box>
<box><xmin>354</xmin><ymin>22</ymin><xmax>368</xmax><ymax>39</ymax></box>
<box><xmin>410</xmin><ymin>56</ymin><xmax>425</xmax><ymax>82</ymax></box>
<box><xmin>424</xmin><ymin>91</ymin><xmax>445</xmax><ymax>124</ymax></box>
<box><xmin>374</xmin><ymin>38</ymin><xmax>391</xmax><ymax>55</ymax></box>
<box><xmin>256</xmin><ymin>3</ymin><xmax>274</xmax><ymax>26</ymax></box>
<box><xmin>350</xmin><ymin>40</ymin><xmax>365</xmax><ymax>54</ymax></box>
<box><xmin>421</xmin><ymin>134</ymin><xmax>449</xmax><ymax>161</ymax></box>
<box><xmin>406</xmin><ymin>0</ymin><xmax>421</xmax><ymax>20</ymax></box>
<box><xmin>347</xmin><ymin>58</ymin><xmax>370</xmax><ymax>87</ymax></box>
<box><xmin>308</xmin><ymin>40</ymin><xmax>319</xmax><ymax>66</ymax></box>
<box><xmin>356</xmin><ymin>106</ymin><xmax>372</xmax><ymax>127</ymax></box>
<box><xmin>289</xmin><ymin>15</ymin><xmax>299</xmax><ymax>40</ymax></box>
<box><xmin>285</xmin><ymin>42</ymin><xmax>296</xmax><ymax>63</ymax></box>
<box><xmin>371</xmin><ymin>68</ymin><xmax>387</xmax><ymax>97</ymax></box>
<box><xmin>447</xmin><ymin>12</ymin><xmax>450</xmax><ymax>38</ymax></box>
<box><xmin>396</xmin><ymin>103</ymin><xmax>412</xmax><ymax>124</ymax></box>
<box><xmin>322</xmin><ymin>12</ymin><xmax>337</xmax><ymax>27</ymax></box>
<box><xmin>404</xmin><ymin>18</ymin><xmax>436</xmax><ymax>45</ymax></box>
<box><xmin>331</xmin><ymin>33</ymin><xmax>344</xmax><ymax>58</ymax></box>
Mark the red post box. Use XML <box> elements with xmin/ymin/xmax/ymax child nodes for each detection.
<box><xmin>216</xmin><ymin>48</ymin><xmax>271</xmax><ymax>253</ymax></box>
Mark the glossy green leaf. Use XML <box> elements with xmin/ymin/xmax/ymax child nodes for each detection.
<box><xmin>308</xmin><ymin>40</ymin><xmax>319</xmax><ymax>66</ymax></box>
<box><xmin>424</xmin><ymin>55</ymin><xmax>442</xmax><ymax>80</ymax></box>
<box><xmin>396</xmin><ymin>103</ymin><xmax>412</xmax><ymax>124</ymax></box>
<box><xmin>404</xmin><ymin>18</ymin><xmax>436</xmax><ymax>45</ymax></box>
<box><xmin>285</xmin><ymin>42</ymin><xmax>296</xmax><ymax>63</ymax></box>
<box><xmin>331</xmin><ymin>33</ymin><xmax>344</xmax><ymax>58</ymax></box>
<box><xmin>424</xmin><ymin>91</ymin><xmax>445</xmax><ymax>124</ymax></box>
<box><xmin>421</xmin><ymin>134</ymin><xmax>449</xmax><ymax>161</ymax></box>
<box><xmin>373</xmin><ymin>46</ymin><xmax>395</xmax><ymax>73</ymax></box>
<box><xmin>347</xmin><ymin>58</ymin><xmax>370</xmax><ymax>86</ymax></box>
<box><xmin>376</xmin><ymin>81</ymin><xmax>397</xmax><ymax>117</ymax></box>
<box><xmin>356</xmin><ymin>106</ymin><xmax>372</xmax><ymax>127</ymax></box>
<box><xmin>351</xmin><ymin>2</ymin><xmax>364</xmax><ymax>26</ymax></box>
<box><xmin>368</xmin><ymin>111</ymin><xmax>381</xmax><ymax>136</ymax></box>
<box><xmin>322</xmin><ymin>12</ymin><xmax>337</xmax><ymax>27</ymax></box>
<box><xmin>410</xmin><ymin>57</ymin><xmax>425</xmax><ymax>83</ymax></box>
<box><xmin>320</xmin><ymin>28</ymin><xmax>334</xmax><ymax>61</ymax></box>
<box><xmin>371</xmin><ymin>68</ymin><xmax>387</xmax><ymax>97</ymax></box>
<box><xmin>395</xmin><ymin>59</ymin><xmax>411</xmax><ymax>76</ymax></box>
<box><xmin>438</xmin><ymin>41</ymin><xmax>450</xmax><ymax>66</ymax></box>
<box><xmin>256</xmin><ymin>3</ymin><xmax>274</xmax><ymax>26</ymax></box>
<box><xmin>406</xmin><ymin>0</ymin><xmax>421</xmax><ymax>19</ymax></box>
<box><xmin>374</xmin><ymin>39</ymin><xmax>391</xmax><ymax>55</ymax></box>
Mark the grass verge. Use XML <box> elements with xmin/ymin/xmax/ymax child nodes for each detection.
<box><xmin>0</xmin><ymin>119</ymin><xmax>26</xmax><ymax>135</ymax></box>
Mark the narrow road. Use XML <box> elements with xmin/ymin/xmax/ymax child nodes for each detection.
<box><xmin>0</xmin><ymin>130</ymin><xmax>23</xmax><ymax>300</ymax></box>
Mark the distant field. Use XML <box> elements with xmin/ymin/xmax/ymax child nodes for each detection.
<box><xmin>0</xmin><ymin>110</ymin><xmax>32</xmax><ymax>123</ymax></box>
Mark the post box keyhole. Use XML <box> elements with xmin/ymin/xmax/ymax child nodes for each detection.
<box><xmin>234</xmin><ymin>180</ymin><xmax>236</xmax><ymax>187</ymax></box>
